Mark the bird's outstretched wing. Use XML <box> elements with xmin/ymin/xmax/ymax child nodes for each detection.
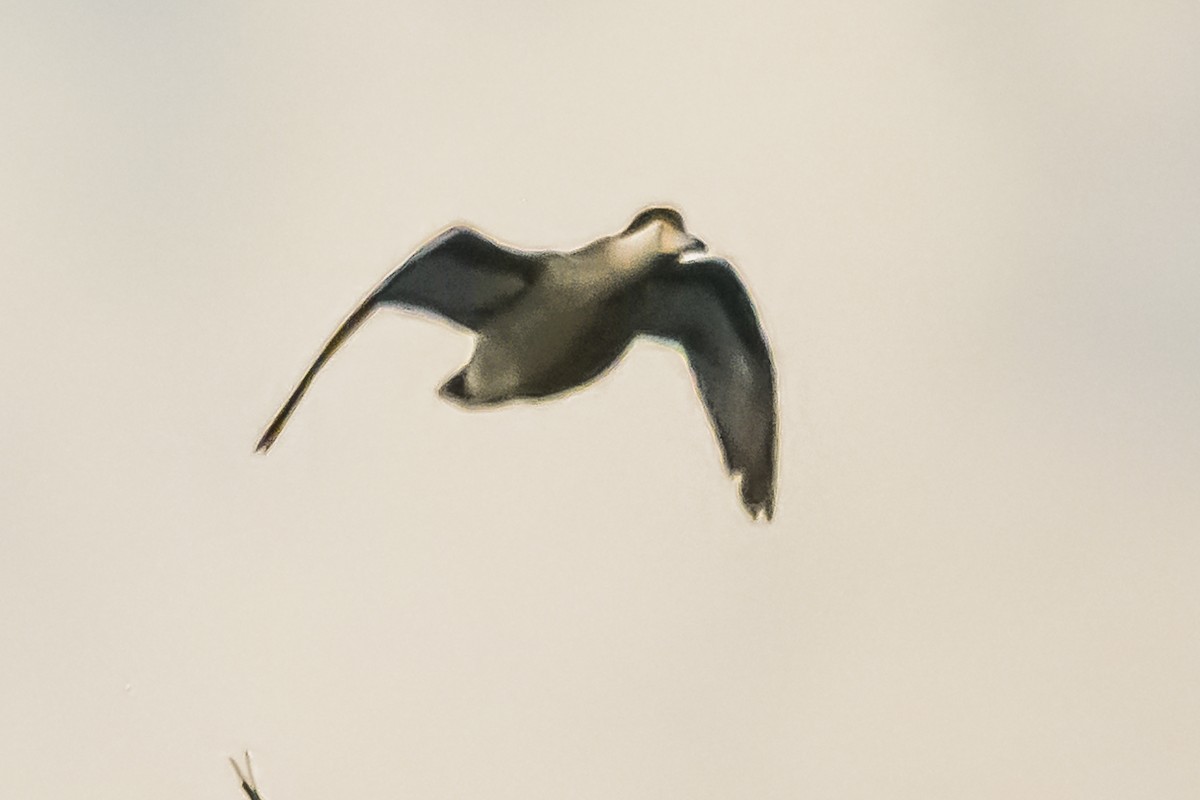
<box><xmin>255</xmin><ymin>227</ymin><xmax>540</xmax><ymax>452</ymax></box>
<box><xmin>632</xmin><ymin>258</ymin><xmax>777</xmax><ymax>520</ymax></box>
<box><xmin>374</xmin><ymin>226</ymin><xmax>542</xmax><ymax>330</ymax></box>
<box><xmin>228</xmin><ymin>751</ymin><xmax>262</xmax><ymax>800</ymax></box>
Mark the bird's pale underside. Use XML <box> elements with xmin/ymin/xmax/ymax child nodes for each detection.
<box><xmin>257</xmin><ymin>207</ymin><xmax>778</xmax><ymax>520</ymax></box>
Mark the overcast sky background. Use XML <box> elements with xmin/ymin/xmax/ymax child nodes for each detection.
<box><xmin>2</xmin><ymin>1</ymin><xmax>1198</xmax><ymax>798</ymax></box>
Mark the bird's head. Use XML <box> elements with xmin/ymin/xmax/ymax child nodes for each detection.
<box><xmin>612</xmin><ymin>206</ymin><xmax>707</xmax><ymax>265</ymax></box>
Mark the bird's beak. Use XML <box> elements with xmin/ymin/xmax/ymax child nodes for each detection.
<box><xmin>682</xmin><ymin>235</ymin><xmax>707</xmax><ymax>255</ymax></box>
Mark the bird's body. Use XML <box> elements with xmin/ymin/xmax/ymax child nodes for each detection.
<box><xmin>456</xmin><ymin>240</ymin><xmax>654</xmax><ymax>403</ymax></box>
<box><xmin>257</xmin><ymin>207</ymin><xmax>778</xmax><ymax>520</ymax></box>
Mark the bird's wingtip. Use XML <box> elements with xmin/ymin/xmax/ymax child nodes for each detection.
<box><xmin>255</xmin><ymin>425</ymin><xmax>280</xmax><ymax>453</ymax></box>
<box><xmin>749</xmin><ymin>503</ymin><xmax>774</xmax><ymax>523</ymax></box>
<box><xmin>735</xmin><ymin>471</ymin><xmax>774</xmax><ymax>523</ymax></box>
<box><xmin>229</xmin><ymin>751</ymin><xmax>261</xmax><ymax>800</ymax></box>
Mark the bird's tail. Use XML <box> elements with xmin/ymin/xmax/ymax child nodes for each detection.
<box><xmin>255</xmin><ymin>291</ymin><xmax>382</xmax><ymax>452</ymax></box>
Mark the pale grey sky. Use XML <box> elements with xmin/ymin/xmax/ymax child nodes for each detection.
<box><xmin>2</xmin><ymin>1</ymin><xmax>1197</xmax><ymax>798</ymax></box>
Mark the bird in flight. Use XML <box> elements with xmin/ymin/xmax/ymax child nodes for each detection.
<box><xmin>256</xmin><ymin>207</ymin><xmax>777</xmax><ymax>520</ymax></box>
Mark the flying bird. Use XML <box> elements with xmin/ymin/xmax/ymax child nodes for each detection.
<box><xmin>256</xmin><ymin>207</ymin><xmax>777</xmax><ymax>519</ymax></box>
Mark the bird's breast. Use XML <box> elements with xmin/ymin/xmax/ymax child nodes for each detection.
<box><xmin>469</xmin><ymin>275</ymin><xmax>636</xmax><ymax>400</ymax></box>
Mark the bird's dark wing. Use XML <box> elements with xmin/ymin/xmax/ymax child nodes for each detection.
<box><xmin>228</xmin><ymin>753</ymin><xmax>262</xmax><ymax>800</ymax></box>
<box><xmin>632</xmin><ymin>258</ymin><xmax>777</xmax><ymax>520</ymax></box>
<box><xmin>373</xmin><ymin>226</ymin><xmax>541</xmax><ymax>330</ymax></box>
<box><xmin>255</xmin><ymin>226</ymin><xmax>540</xmax><ymax>452</ymax></box>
